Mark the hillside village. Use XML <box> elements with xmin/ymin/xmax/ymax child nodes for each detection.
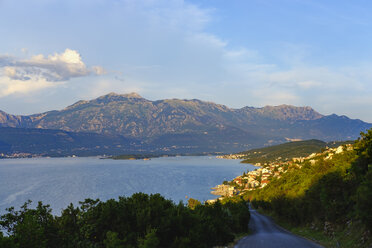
<box><xmin>210</xmin><ymin>144</ymin><xmax>353</xmax><ymax>201</ymax></box>
<box><xmin>0</xmin><ymin>152</ymin><xmax>36</xmax><ymax>159</ymax></box>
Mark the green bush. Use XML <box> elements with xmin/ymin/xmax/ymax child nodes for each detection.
<box><xmin>1</xmin><ymin>193</ymin><xmax>250</xmax><ymax>248</ymax></box>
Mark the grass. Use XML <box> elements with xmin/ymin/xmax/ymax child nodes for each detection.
<box><xmin>266</xmin><ymin>212</ymin><xmax>372</xmax><ymax>248</ymax></box>
<box><xmin>287</xmin><ymin>222</ymin><xmax>371</xmax><ymax>248</ymax></box>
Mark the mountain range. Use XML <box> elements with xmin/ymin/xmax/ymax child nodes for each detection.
<box><xmin>0</xmin><ymin>92</ymin><xmax>371</xmax><ymax>155</ymax></box>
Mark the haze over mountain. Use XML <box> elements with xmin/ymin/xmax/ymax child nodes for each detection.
<box><xmin>0</xmin><ymin>93</ymin><xmax>370</xmax><ymax>154</ymax></box>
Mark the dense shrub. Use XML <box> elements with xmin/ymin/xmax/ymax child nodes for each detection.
<box><xmin>248</xmin><ymin>128</ymin><xmax>372</xmax><ymax>230</ymax></box>
<box><xmin>0</xmin><ymin>193</ymin><xmax>250</xmax><ymax>248</ymax></box>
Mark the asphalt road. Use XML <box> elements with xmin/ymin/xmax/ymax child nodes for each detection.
<box><xmin>235</xmin><ymin>205</ymin><xmax>323</xmax><ymax>248</ymax></box>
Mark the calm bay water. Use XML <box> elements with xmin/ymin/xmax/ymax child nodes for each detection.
<box><xmin>0</xmin><ymin>156</ymin><xmax>254</xmax><ymax>215</ymax></box>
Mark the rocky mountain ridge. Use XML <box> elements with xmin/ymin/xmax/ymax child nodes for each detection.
<box><xmin>0</xmin><ymin>93</ymin><xmax>370</xmax><ymax>153</ymax></box>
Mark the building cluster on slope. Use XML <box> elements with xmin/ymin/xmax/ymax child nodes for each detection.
<box><xmin>0</xmin><ymin>152</ymin><xmax>36</xmax><ymax>159</ymax></box>
<box><xmin>216</xmin><ymin>153</ymin><xmax>246</xmax><ymax>160</ymax></box>
<box><xmin>210</xmin><ymin>144</ymin><xmax>353</xmax><ymax>201</ymax></box>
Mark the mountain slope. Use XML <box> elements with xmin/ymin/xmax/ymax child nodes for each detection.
<box><xmin>0</xmin><ymin>127</ymin><xmax>137</xmax><ymax>156</ymax></box>
<box><xmin>0</xmin><ymin>93</ymin><xmax>370</xmax><ymax>153</ymax></box>
<box><xmin>231</xmin><ymin>139</ymin><xmax>351</xmax><ymax>164</ymax></box>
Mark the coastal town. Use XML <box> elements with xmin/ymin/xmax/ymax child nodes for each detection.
<box><xmin>210</xmin><ymin>144</ymin><xmax>353</xmax><ymax>201</ymax></box>
<box><xmin>0</xmin><ymin>152</ymin><xmax>36</xmax><ymax>159</ymax></box>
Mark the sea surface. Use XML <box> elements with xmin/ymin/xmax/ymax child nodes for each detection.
<box><xmin>0</xmin><ymin>156</ymin><xmax>254</xmax><ymax>215</ymax></box>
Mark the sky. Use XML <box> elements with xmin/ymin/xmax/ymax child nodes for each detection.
<box><xmin>0</xmin><ymin>0</ymin><xmax>372</xmax><ymax>122</ymax></box>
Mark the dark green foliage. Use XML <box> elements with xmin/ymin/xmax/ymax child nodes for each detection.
<box><xmin>0</xmin><ymin>201</ymin><xmax>59</xmax><ymax>248</ymax></box>
<box><xmin>0</xmin><ymin>193</ymin><xmax>250</xmax><ymax>248</ymax></box>
<box><xmin>356</xmin><ymin>170</ymin><xmax>372</xmax><ymax>230</ymax></box>
<box><xmin>0</xmin><ymin>232</ymin><xmax>16</xmax><ymax>248</ymax></box>
<box><xmin>353</xmin><ymin>129</ymin><xmax>372</xmax><ymax>177</ymax></box>
<box><xmin>354</xmin><ymin>129</ymin><xmax>372</xmax><ymax>229</ymax></box>
<box><xmin>138</xmin><ymin>229</ymin><xmax>159</xmax><ymax>248</ymax></box>
<box><xmin>223</xmin><ymin>201</ymin><xmax>251</xmax><ymax>234</ymax></box>
<box><xmin>104</xmin><ymin>231</ymin><xmax>127</xmax><ymax>248</ymax></box>
<box><xmin>248</xmin><ymin>128</ymin><xmax>372</xmax><ymax>231</ymax></box>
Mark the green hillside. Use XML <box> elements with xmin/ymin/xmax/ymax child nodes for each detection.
<box><xmin>236</xmin><ymin>139</ymin><xmax>352</xmax><ymax>164</ymax></box>
<box><xmin>243</xmin><ymin>129</ymin><xmax>372</xmax><ymax>247</ymax></box>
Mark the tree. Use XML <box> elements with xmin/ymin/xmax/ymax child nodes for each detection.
<box><xmin>0</xmin><ymin>201</ymin><xmax>59</xmax><ymax>248</ymax></box>
<box><xmin>187</xmin><ymin>198</ymin><xmax>201</xmax><ymax>210</ymax></box>
<box><xmin>103</xmin><ymin>231</ymin><xmax>126</xmax><ymax>248</ymax></box>
<box><xmin>138</xmin><ymin>229</ymin><xmax>159</xmax><ymax>248</ymax></box>
<box><xmin>356</xmin><ymin>170</ymin><xmax>372</xmax><ymax>230</ymax></box>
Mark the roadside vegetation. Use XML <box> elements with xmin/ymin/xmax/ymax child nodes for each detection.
<box><xmin>0</xmin><ymin>193</ymin><xmax>249</xmax><ymax>248</ymax></box>
<box><xmin>242</xmin><ymin>129</ymin><xmax>372</xmax><ymax>247</ymax></box>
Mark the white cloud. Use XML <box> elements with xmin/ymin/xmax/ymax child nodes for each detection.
<box><xmin>0</xmin><ymin>49</ymin><xmax>104</xmax><ymax>96</ymax></box>
<box><xmin>0</xmin><ymin>49</ymin><xmax>103</xmax><ymax>82</ymax></box>
<box><xmin>4</xmin><ymin>67</ymin><xmax>17</xmax><ymax>78</ymax></box>
<box><xmin>0</xmin><ymin>0</ymin><xmax>372</xmax><ymax>122</ymax></box>
<box><xmin>0</xmin><ymin>77</ymin><xmax>56</xmax><ymax>97</ymax></box>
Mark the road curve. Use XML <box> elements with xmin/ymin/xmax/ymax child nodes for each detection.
<box><xmin>235</xmin><ymin>205</ymin><xmax>323</xmax><ymax>248</ymax></box>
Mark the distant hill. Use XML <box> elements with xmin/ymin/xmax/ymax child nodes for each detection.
<box><xmin>234</xmin><ymin>139</ymin><xmax>352</xmax><ymax>164</ymax></box>
<box><xmin>0</xmin><ymin>93</ymin><xmax>370</xmax><ymax>154</ymax></box>
<box><xmin>0</xmin><ymin>127</ymin><xmax>138</xmax><ymax>157</ymax></box>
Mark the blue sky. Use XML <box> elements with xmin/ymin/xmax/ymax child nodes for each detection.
<box><xmin>0</xmin><ymin>0</ymin><xmax>372</xmax><ymax>122</ymax></box>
